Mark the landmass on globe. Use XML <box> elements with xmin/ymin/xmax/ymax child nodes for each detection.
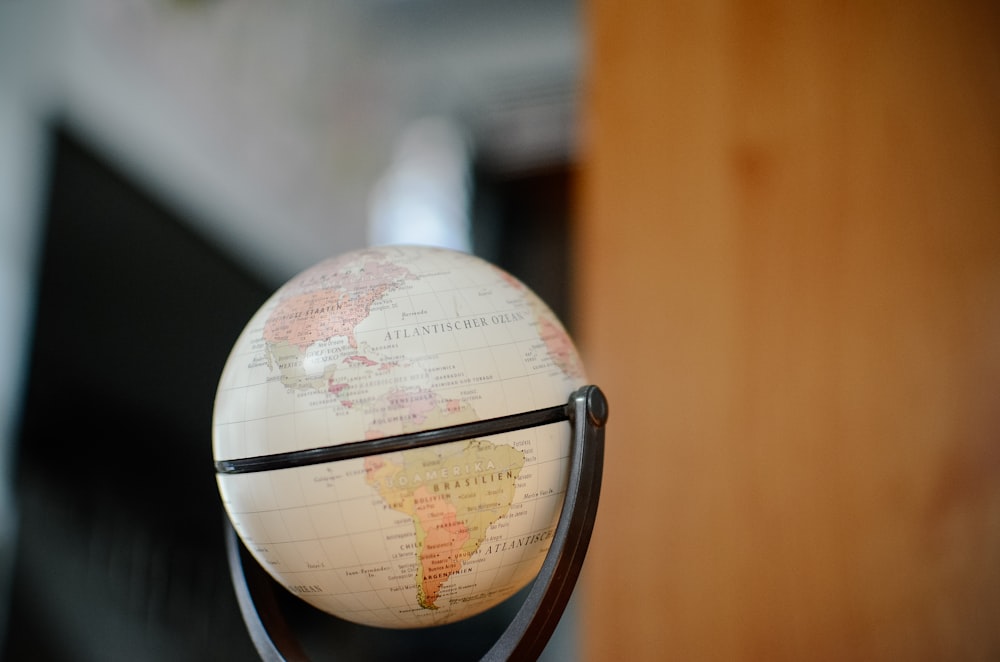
<box><xmin>214</xmin><ymin>245</ymin><xmax>586</xmax><ymax>627</ymax></box>
<box><xmin>364</xmin><ymin>439</ymin><xmax>525</xmax><ymax>609</ymax></box>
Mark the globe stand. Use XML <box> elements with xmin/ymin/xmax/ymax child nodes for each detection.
<box><xmin>224</xmin><ymin>385</ymin><xmax>607</xmax><ymax>661</ymax></box>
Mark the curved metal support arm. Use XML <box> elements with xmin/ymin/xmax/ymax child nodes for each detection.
<box><xmin>225</xmin><ymin>385</ymin><xmax>607</xmax><ymax>661</ymax></box>
<box><xmin>482</xmin><ymin>385</ymin><xmax>607</xmax><ymax>661</ymax></box>
<box><xmin>227</xmin><ymin>521</ymin><xmax>310</xmax><ymax>661</ymax></box>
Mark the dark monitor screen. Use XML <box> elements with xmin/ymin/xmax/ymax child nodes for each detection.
<box><xmin>7</xmin><ymin>125</ymin><xmax>271</xmax><ymax>661</ymax></box>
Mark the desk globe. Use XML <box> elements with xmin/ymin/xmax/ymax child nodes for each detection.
<box><xmin>213</xmin><ymin>245</ymin><xmax>599</xmax><ymax>647</ymax></box>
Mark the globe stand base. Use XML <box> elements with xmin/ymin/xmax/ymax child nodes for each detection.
<box><xmin>226</xmin><ymin>385</ymin><xmax>607</xmax><ymax>661</ymax></box>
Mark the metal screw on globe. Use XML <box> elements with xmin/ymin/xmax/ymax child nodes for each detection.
<box><xmin>213</xmin><ymin>245</ymin><xmax>589</xmax><ymax>630</ymax></box>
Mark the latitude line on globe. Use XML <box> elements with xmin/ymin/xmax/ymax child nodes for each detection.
<box><xmin>215</xmin><ymin>403</ymin><xmax>569</xmax><ymax>475</ymax></box>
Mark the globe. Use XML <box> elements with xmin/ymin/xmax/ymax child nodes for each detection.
<box><xmin>213</xmin><ymin>244</ymin><xmax>587</xmax><ymax>630</ymax></box>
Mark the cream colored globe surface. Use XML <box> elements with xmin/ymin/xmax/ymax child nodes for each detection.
<box><xmin>213</xmin><ymin>245</ymin><xmax>586</xmax><ymax>629</ymax></box>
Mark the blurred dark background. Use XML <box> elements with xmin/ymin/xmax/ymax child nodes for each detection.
<box><xmin>6</xmin><ymin>126</ymin><xmax>269</xmax><ymax>661</ymax></box>
<box><xmin>0</xmin><ymin>1</ymin><xmax>580</xmax><ymax>660</ymax></box>
<box><xmin>6</xmin><ymin>118</ymin><xmax>574</xmax><ymax>662</ymax></box>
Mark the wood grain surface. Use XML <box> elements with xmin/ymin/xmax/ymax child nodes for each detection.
<box><xmin>576</xmin><ymin>1</ymin><xmax>1000</xmax><ymax>659</ymax></box>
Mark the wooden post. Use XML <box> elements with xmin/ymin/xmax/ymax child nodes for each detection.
<box><xmin>577</xmin><ymin>1</ymin><xmax>1000</xmax><ymax>659</ymax></box>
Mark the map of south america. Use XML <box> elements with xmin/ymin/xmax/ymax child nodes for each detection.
<box><xmin>364</xmin><ymin>440</ymin><xmax>526</xmax><ymax>609</ymax></box>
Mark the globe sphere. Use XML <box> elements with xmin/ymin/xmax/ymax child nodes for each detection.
<box><xmin>213</xmin><ymin>245</ymin><xmax>586</xmax><ymax>629</ymax></box>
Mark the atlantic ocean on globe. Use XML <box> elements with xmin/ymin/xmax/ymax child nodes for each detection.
<box><xmin>213</xmin><ymin>245</ymin><xmax>586</xmax><ymax>629</ymax></box>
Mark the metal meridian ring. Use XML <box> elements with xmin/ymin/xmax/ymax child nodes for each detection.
<box><xmin>215</xmin><ymin>401</ymin><xmax>572</xmax><ymax>475</ymax></box>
